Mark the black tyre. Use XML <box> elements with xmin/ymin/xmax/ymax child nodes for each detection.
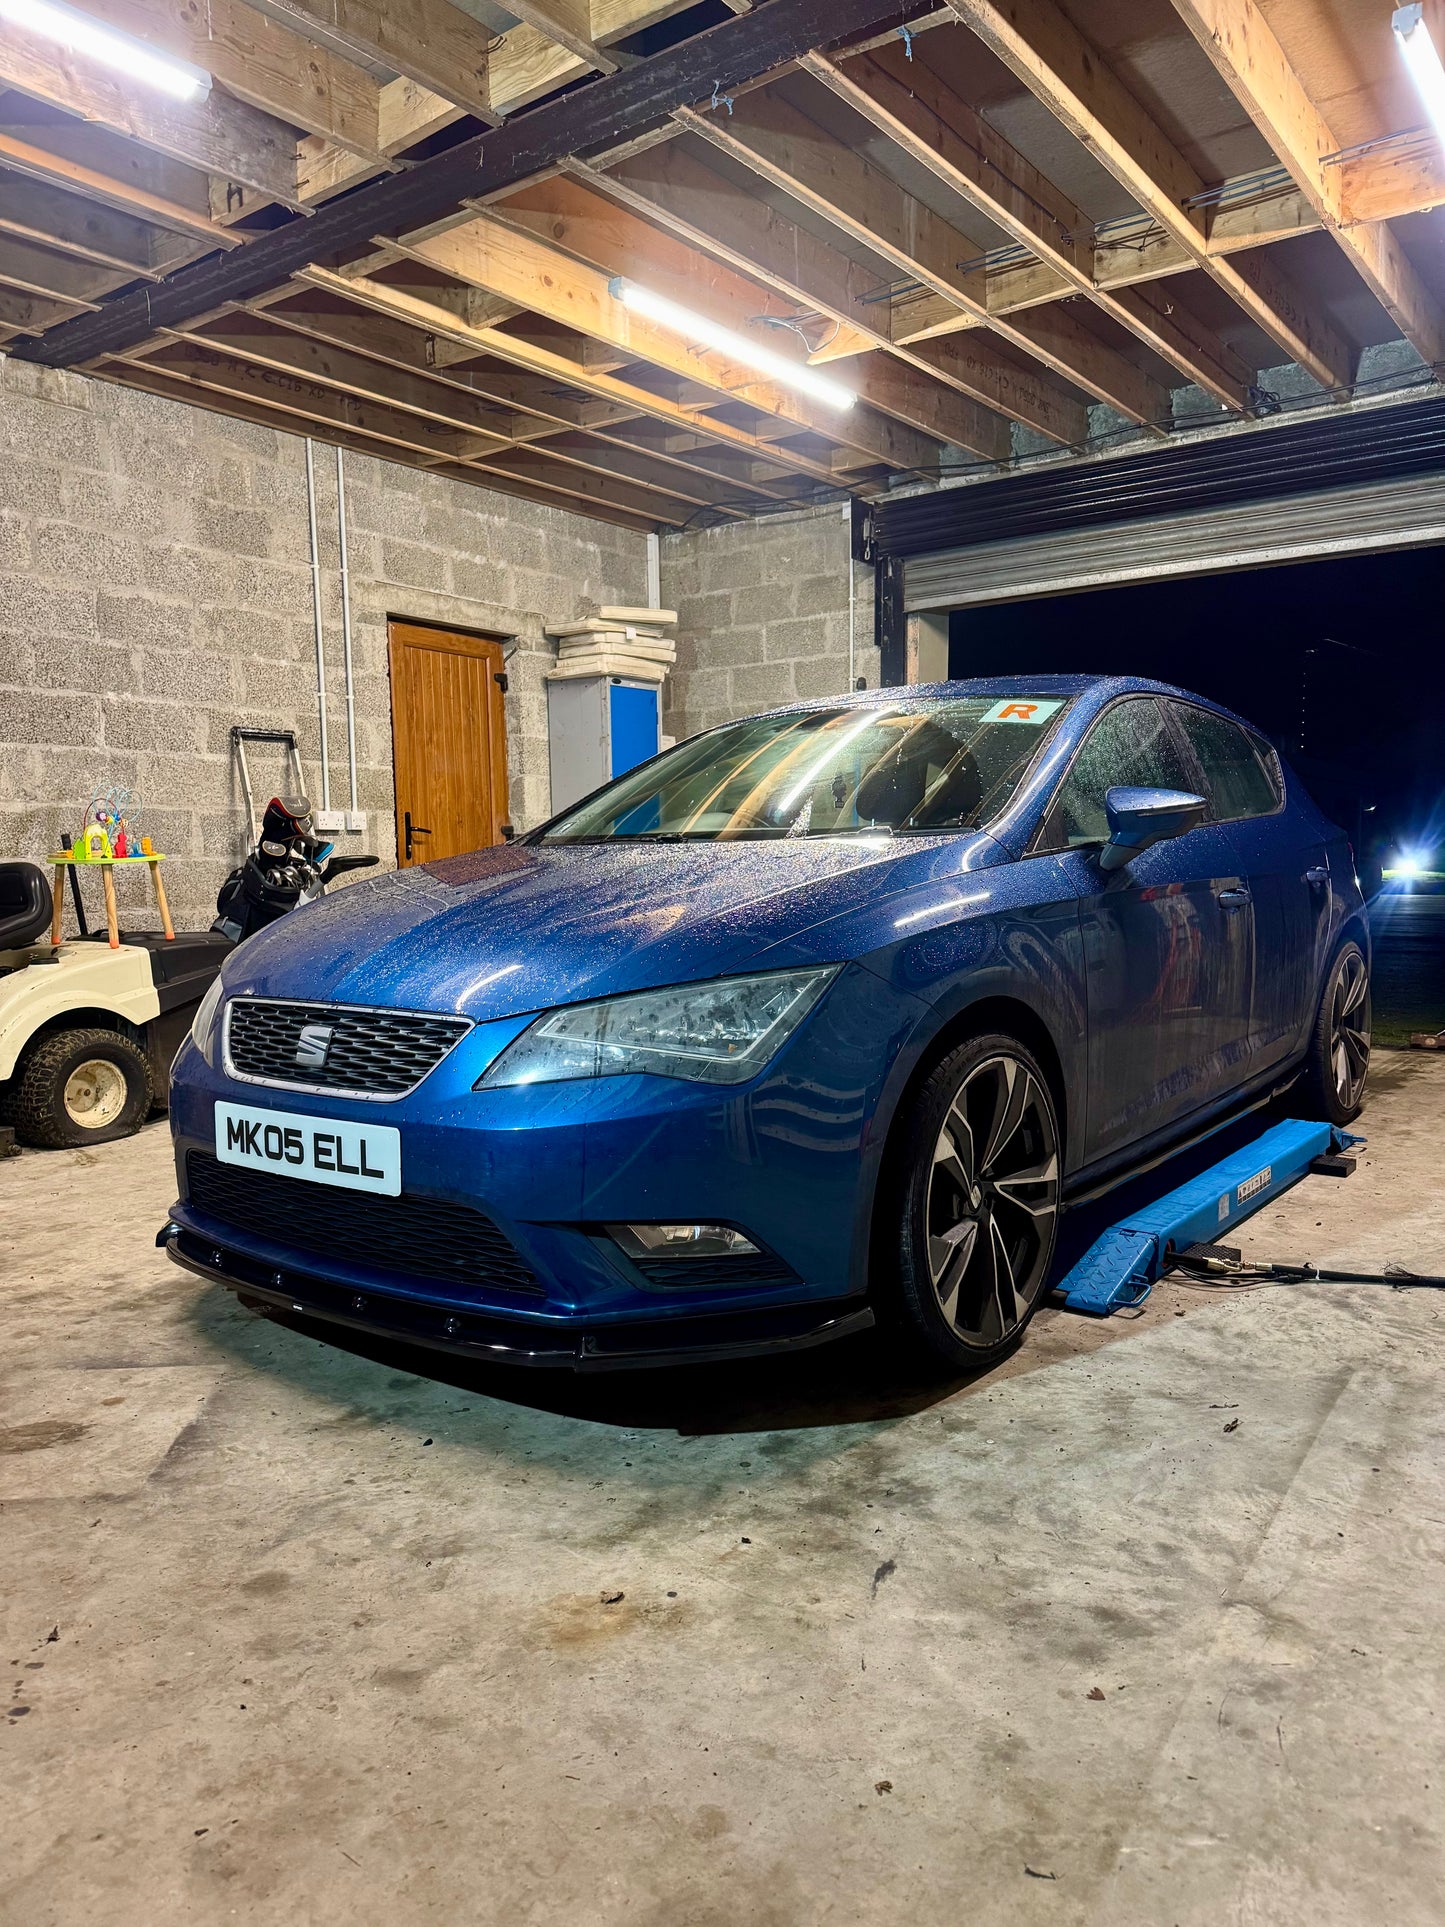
<box><xmin>1300</xmin><ymin>939</ymin><xmax>1371</xmax><ymax>1125</ymax></box>
<box><xmin>891</xmin><ymin>1032</ymin><xmax>1061</xmax><ymax>1371</ymax></box>
<box><xmin>12</xmin><ymin>1027</ymin><xmax>153</xmax><ymax>1149</ymax></box>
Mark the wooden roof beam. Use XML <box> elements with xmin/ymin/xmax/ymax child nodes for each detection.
<box><xmin>485</xmin><ymin>170</ymin><xmax>1011</xmax><ymax>458</ymax></box>
<box><xmin>391</xmin><ymin>213</ymin><xmax>943</xmax><ymax>472</ymax></box>
<box><xmin>0</xmin><ymin>169</ymin><xmax>190</xmax><ymax>276</ymax></box>
<box><xmin>167</xmin><ymin>310</ymin><xmax>529</xmax><ymax>443</ymax></box>
<box><xmin>804</xmin><ymin>45</ymin><xmax>1253</xmax><ymax>411</ymax></box>
<box><xmin>81</xmin><ymin>0</ymin><xmax>387</xmax><ymax>158</ymax></box>
<box><xmin>119</xmin><ymin>337</ymin><xmax>512</xmax><ymax>458</ymax></box>
<box><xmin>0</xmin><ymin>231</ymin><xmax>123</xmax><ymax>306</ymax></box>
<box><xmin>0</xmin><ymin>279</ymin><xmax>82</xmax><ymax>330</ymax></box>
<box><xmin>257</xmin><ymin>0</ymin><xmax>502</xmax><ymax>124</ymax></box>
<box><xmin>94</xmin><ymin>354</ymin><xmax>663</xmax><ymax>530</ymax></box>
<box><xmin>677</xmin><ymin>92</ymin><xmax>1172</xmax><ymax>432</ymax></box>
<box><xmin>242</xmin><ymin>287</ymin><xmax>801</xmax><ymax>506</ymax></box>
<box><xmin>0</xmin><ymin>30</ymin><xmax>308</xmax><ymax>206</ymax></box>
<box><xmin>1170</xmin><ymin>0</ymin><xmax>1445</xmax><ymax>372</ymax></box>
<box><xmin>297</xmin><ymin>261</ymin><xmax>862</xmax><ymax>491</ymax></box>
<box><xmin>944</xmin><ymin>0</ymin><xmax>1354</xmax><ymax>391</ymax></box>
<box><xmin>578</xmin><ymin>147</ymin><xmax>1091</xmax><ymax>444</ymax></box>
<box><xmin>570</xmin><ymin>150</ymin><xmax>1085</xmax><ymax>445</ymax></box>
<box><xmin>0</xmin><ymin>113</ymin><xmax>245</xmax><ymax>246</ymax></box>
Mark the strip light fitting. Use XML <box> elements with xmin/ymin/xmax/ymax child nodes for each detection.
<box><xmin>1394</xmin><ymin>4</ymin><xmax>1445</xmax><ymax>134</ymax></box>
<box><xmin>0</xmin><ymin>0</ymin><xmax>211</xmax><ymax>100</ymax></box>
<box><xmin>608</xmin><ymin>277</ymin><xmax>856</xmax><ymax>411</ymax></box>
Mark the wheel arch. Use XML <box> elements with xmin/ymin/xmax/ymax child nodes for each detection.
<box><xmin>865</xmin><ymin>992</ymin><xmax>1070</xmax><ymax>1282</ymax></box>
<box><xmin>4</xmin><ymin>1006</ymin><xmax>147</xmax><ymax>1080</ymax></box>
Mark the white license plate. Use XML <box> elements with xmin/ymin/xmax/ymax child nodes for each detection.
<box><xmin>215</xmin><ymin>1100</ymin><xmax>401</xmax><ymax>1197</ymax></box>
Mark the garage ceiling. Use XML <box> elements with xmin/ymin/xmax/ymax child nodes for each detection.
<box><xmin>3</xmin><ymin>0</ymin><xmax>1443</xmax><ymax>532</ymax></box>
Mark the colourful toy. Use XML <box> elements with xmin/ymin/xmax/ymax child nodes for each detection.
<box><xmin>51</xmin><ymin>783</ymin><xmax>172</xmax><ymax>949</ymax></box>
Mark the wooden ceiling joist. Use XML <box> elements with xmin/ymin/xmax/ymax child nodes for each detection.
<box><xmin>943</xmin><ymin>0</ymin><xmax>1355</xmax><ymax>392</ymax></box>
<box><xmin>97</xmin><ymin>354</ymin><xmax>666</xmax><ymax>530</ymax></box>
<box><xmin>0</xmin><ymin>231</ymin><xmax>117</xmax><ymax>307</ymax></box>
<box><xmin>246</xmin><ymin>284</ymin><xmax>806</xmax><ymax>511</ymax></box>
<box><xmin>299</xmin><ymin>262</ymin><xmax>876</xmax><ymax>493</ymax></box>
<box><xmin>0</xmin><ymin>27</ymin><xmax>308</xmax><ymax>206</ymax></box>
<box><xmin>7</xmin><ymin>0</ymin><xmax>1445</xmax><ymax>528</ymax></box>
<box><xmin>0</xmin><ymin>170</ymin><xmax>185</xmax><ymax>277</ymax></box>
<box><xmin>259</xmin><ymin>0</ymin><xmax>502</xmax><ymax>124</ymax></box>
<box><xmin>389</xmin><ymin>214</ymin><xmax>944</xmax><ymax>472</ymax></box>
<box><xmin>803</xmin><ymin>45</ymin><xmax>1254</xmax><ymax>412</ymax></box>
<box><xmin>677</xmin><ymin>93</ymin><xmax>1172</xmax><ymax>432</ymax></box>
<box><xmin>0</xmin><ymin>114</ymin><xmax>244</xmax><ymax>245</ymax></box>
<box><xmin>79</xmin><ymin>0</ymin><xmax>385</xmax><ymax>157</ymax></box>
<box><xmin>1170</xmin><ymin>0</ymin><xmax>1445</xmax><ymax>373</ymax></box>
<box><xmin>168</xmin><ymin>310</ymin><xmax>532</xmax><ymax>441</ymax></box>
<box><xmin>565</xmin><ymin>152</ymin><xmax>1085</xmax><ymax>445</ymax></box>
<box><xmin>482</xmin><ymin>172</ymin><xmax>1015</xmax><ymax>458</ymax></box>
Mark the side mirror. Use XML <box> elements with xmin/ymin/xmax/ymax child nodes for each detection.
<box><xmin>1098</xmin><ymin>786</ymin><xmax>1206</xmax><ymax>872</ymax></box>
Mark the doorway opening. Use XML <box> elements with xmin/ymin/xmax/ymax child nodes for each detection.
<box><xmin>945</xmin><ymin>545</ymin><xmax>1445</xmax><ymax>1043</ymax></box>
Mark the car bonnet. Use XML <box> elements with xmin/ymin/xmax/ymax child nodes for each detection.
<box><xmin>215</xmin><ymin>834</ymin><xmax>1008</xmax><ymax>1022</ymax></box>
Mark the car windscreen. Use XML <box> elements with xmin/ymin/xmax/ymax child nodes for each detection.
<box><xmin>541</xmin><ymin>695</ymin><xmax>1073</xmax><ymax>842</ymax></box>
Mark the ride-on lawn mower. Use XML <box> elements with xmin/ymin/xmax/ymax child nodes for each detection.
<box><xmin>0</xmin><ymin>796</ymin><xmax>375</xmax><ymax>1150</ymax></box>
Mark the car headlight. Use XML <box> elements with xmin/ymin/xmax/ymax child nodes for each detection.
<box><xmin>188</xmin><ymin>973</ymin><xmax>226</xmax><ymax>1066</ymax></box>
<box><xmin>478</xmin><ymin>965</ymin><xmax>839</xmax><ymax>1089</ymax></box>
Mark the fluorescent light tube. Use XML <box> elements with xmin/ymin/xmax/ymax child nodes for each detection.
<box><xmin>0</xmin><ymin>0</ymin><xmax>211</xmax><ymax>100</ymax></box>
<box><xmin>1394</xmin><ymin>4</ymin><xmax>1445</xmax><ymax>133</ymax></box>
<box><xmin>609</xmin><ymin>277</ymin><xmax>856</xmax><ymax>411</ymax></box>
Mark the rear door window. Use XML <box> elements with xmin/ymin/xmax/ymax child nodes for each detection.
<box><xmin>1169</xmin><ymin>704</ymin><xmax>1280</xmax><ymax>822</ymax></box>
<box><xmin>1044</xmin><ymin>698</ymin><xmax>1195</xmax><ymax>849</ymax></box>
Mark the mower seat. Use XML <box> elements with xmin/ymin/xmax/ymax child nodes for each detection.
<box><xmin>0</xmin><ymin>860</ymin><xmax>53</xmax><ymax>950</ymax></box>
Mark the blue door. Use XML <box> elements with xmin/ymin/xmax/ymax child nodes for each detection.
<box><xmin>609</xmin><ymin>683</ymin><xmax>660</xmax><ymax>779</ymax></box>
<box><xmin>1039</xmin><ymin>697</ymin><xmax>1256</xmax><ymax>1164</ymax></box>
<box><xmin>1167</xmin><ymin>700</ymin><xmax>1326</xmax><ymax>1069</ymax></box>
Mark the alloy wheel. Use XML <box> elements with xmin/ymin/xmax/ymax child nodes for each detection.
<box><xmin>1329</xmin><ymin>950</ymin><xmax>1371</xmax><ymax>1111</ymax></box>
<box><xmin>925</xmin><ymin>1053</ymin><xmax>1059</xmax><ymax>1350</ymax></box>
<box><xmin>63</xmin><ymin>1058</ymin><xmax>128</xmax><ymax>1129</ymax></box>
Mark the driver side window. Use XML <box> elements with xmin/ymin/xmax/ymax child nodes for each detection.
<box><xmin>1045</xmin><ymin>699</ymin><xmax>1193</xmax><ymax>850</ymax></box>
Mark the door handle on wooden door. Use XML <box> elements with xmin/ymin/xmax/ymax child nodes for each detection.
<box><xmin>404</xmin><ymin>811</ymin><xmax>431</xmax><ymax>860</ymax></box>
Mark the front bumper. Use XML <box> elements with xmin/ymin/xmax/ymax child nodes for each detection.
<box><xmin>164</xmin><ymin>962</ymin><xmax>926</xmax><ymax>1366</ymax></box>
<box><xmin>159</xmin><ymin>1221</ymin><xmax>874</xmax><ymax>1370</ymax></box>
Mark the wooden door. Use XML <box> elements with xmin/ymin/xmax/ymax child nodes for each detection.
<box><xmin>388</xmin><ymin>621</ymin><xmax>509</xmax><ymax>866</ymax></box>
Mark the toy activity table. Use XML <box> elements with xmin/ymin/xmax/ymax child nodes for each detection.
<box><xmin>48</xmin><ymin>851</ymin><xmax>175</xmax><ymax>949</ymax></box>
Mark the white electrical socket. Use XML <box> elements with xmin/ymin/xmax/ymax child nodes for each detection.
<box><xmin>344</xmin><ymin>811</ymin><xmax>366</xmax><ymax>834</ymax></box>
<box><xmin>313</xmin><ymin>809</ymin><xmax>345</xmax><ymax>833</ymax></box>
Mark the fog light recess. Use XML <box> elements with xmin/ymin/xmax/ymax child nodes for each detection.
<box><xmin>611</xmin><ymin>1223</ymin><xmax>760</xmax><ymax>1259</ymax></box>
<box><xmin>606</xmin><ymin>1223</ymin><xmax>796</xmax><ymax>1290</ymax></box>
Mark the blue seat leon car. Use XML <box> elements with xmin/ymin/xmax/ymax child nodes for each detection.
<box><xmin>165</xmin><ymin>676</ymin><xmax>1370</xmax><ymax>1373</ymax></box>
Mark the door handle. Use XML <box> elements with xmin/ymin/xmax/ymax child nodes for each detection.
<box><xmin>1304</xmin><ymin>866</ymin><xmax>1329</xmax><ymax>886</ymax></box>
<box><xmin>1216</xmin><ymin>886</ymin><xmax>1251</xmax><ymax>908</ymax></box>
<box><xmin>403</xmin><ymin>811</ymin><xmax>431</xmax><ymax>860</ymax></box>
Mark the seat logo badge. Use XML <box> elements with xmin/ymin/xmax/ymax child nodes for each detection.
<box><xmin>294</xmin><ymin>1022</ymin><xmax>335</xmax><ymax>1069</ymax></box>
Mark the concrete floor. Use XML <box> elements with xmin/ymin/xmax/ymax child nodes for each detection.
<box><xmin>4</xmin><ymin>1054</ymin><xmax>1444</xmax><ymax>1926</ymax></box>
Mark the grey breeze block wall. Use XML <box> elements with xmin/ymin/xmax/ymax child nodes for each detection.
<box><xmin>0</xmin><ymin>357</ymin><xmax>650</xmax><ymax>932</ymax></box>
<box><xmin>659</xmin><ymin>505</ymin><xmax>875</xmax><ymax>744</ymax></box>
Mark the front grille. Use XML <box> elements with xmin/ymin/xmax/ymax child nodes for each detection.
<box><xmin>185</xmin><ymin>1152</ymin><xmax>542</xmax><ymax>1298</ymax></box>
<box><xmin>225</xmin><ymin>998</ymin><xmax>470</xmax><ymax>1098</ymax></box>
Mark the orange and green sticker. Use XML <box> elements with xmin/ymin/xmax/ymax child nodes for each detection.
<box><xmin>981</xmin><ymin>698</ymin><xmax>1064</xmax><ymax>725</ymax></box>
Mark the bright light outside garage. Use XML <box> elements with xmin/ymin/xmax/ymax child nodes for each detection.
<box><xmin>2</xmin><ymin>0</ymin><xmax>1445</xmax><ymax>1922</ymax></box>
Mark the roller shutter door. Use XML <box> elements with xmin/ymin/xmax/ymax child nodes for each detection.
<box><xmin>903</xmin><ymin>468</ymin><xmax>1445</xmax><ymax>611</ymax></box>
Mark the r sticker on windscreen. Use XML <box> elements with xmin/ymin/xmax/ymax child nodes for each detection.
<box><xmin>980</xmin><ymin>698</ymin><xmax>1064</xmax><ymax>725</ymax></box>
